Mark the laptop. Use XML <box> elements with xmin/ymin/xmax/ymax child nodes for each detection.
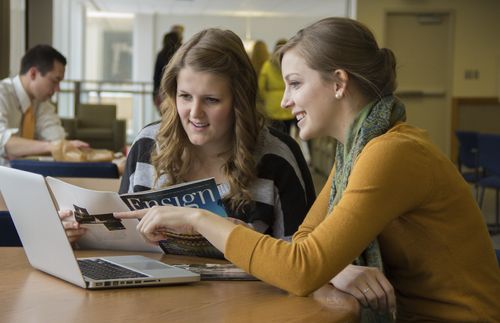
<box><xmin>0</xmin><ymin>166</ymin><xmax>200</xmax><ymax>289</ymax></box>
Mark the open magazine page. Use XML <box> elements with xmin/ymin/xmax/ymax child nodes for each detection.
<box><xmin>46</xmin><ymin>177</ymin><xmax>161</xmax><ymax>253</ymax></box>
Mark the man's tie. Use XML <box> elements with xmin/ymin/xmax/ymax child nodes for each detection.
<box><xmin>21</xmin><ymin>106</ymin><xmax>35</xmax><ymax>139</ymax></box>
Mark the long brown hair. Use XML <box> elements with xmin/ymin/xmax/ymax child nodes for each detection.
<box><xmin>278</xmin><ymin>17</ymin><xmax>397</xmax><ymax>100</ymax></box>
<box><xmin>153</xmin><ymin>28</ymin><xmax>264</xmax><ymax>212</ymax></box>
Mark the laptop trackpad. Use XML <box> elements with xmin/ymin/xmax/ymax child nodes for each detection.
<box><xmin>127</xmin><ymin>261</ymin><xmax>168</xmax><ymax>270</ymax></box>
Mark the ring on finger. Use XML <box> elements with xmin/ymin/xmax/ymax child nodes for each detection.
<box><xmin>362</xmin><ymin>287</ymin><xmax>370</xmax><ymax>294</ymax></box>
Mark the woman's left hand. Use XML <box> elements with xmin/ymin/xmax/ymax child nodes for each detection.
<box><xmin>330</xmin><ymin>264</ymin><xmax>396</xmax><ymax>315</ymax></box>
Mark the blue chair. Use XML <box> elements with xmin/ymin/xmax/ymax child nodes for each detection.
<box><xmin>0</xmin><ymin>211</ymin><xmax>22</xmax><ymax>246</ymax></box>
<box><xmin>477</xmin><ymin>133</ymin><xmax>500</xmax><ymax>235</ymax></box>
<box><xmin>456</xmin><ymin>131</ymin><xmax>481</xmax><ymax>198</ymax></box>
<box><xmin>10</xmin><ymin>160</ymin><xmax>119</xmax><ymax>178</ymax></box>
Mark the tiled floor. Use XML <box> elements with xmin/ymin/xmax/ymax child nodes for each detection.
<box><xmin>309</xmin><ymin>168</ymin><xmax>500</xmax><ymax>250</ymax></box>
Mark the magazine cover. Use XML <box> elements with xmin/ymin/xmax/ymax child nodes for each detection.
<box><xmin>120</xmin><ymin>179</ymin><xmax>228</xmax><ymax>259</ymax></box>
<box><xmin>172</xmin><ymin>264</ymin><xmax>258</xmax><ymax>281</ymax></box>
<box><xmin>120</xmin><ymin>178</ymin><xmax>227</xmax><ymax>216</ymax></box>
<box><xmin>46</xmin><ymin>177</ymin><xmax>226</xmax><ymax>255</ymax></box>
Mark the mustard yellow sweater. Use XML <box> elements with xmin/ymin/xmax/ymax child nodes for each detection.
<box><xmin>226</xmin><ymin>123</ymin><xmax>500</xmax><ymax>321</ymax></box>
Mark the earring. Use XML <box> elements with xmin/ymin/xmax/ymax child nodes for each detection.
<box><xmin>335</xmin><ymin>92</ymin><xmax>342</xmax><ymax>99</ymax></box>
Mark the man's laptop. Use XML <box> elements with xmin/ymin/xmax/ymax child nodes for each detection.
<box><xmin>0</xmin><ymin>166</ymin><xmax>200</xmax><ymax>289</ymax></box>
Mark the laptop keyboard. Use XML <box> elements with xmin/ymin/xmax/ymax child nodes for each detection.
<box><xmin>78</xmin><ymin>259</ymin><xmax>148</xmax><ymax>280</ymax></box>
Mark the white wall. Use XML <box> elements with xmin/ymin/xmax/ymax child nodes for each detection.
<box><xmin>86</xmin><ymin>16</ymin><xmax>133</xmax><ymax>80</ymax></box>
<box><xmin>357</xmin><ymin>0</ymin><xmax>500</xmax><ymax>98</ymax></box>
<box><xmin>53</xmin><ymin>0</ymin><xmax>86</xmax><ymax>117</ymax></box>
<box><xmin>153</xmin><ymin>14</ymin><xmax>324</xmax><ymax>61</ymax></box>
<box><xmin>133</xmin><ymin>14</ymin><xmax>156</xmax><ymax>131</ymax></box>
<box><xmin>53</xmin><ymin>0</ymin><xmax>85</xmax><ymax>82</ymax></box>
<box><xmin>133</xmin><ymin>14</ymin><xmax>154</xmax><ymax>82</ymax></box>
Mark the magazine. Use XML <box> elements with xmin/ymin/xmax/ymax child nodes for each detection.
<box><xmin>171</xmin><ymin>264</ymin><xmax>258</xmax><ymax>281</ymax></box>
<box><xmin>46</xmin><ymin>177</ymin><xmax>227</xmax><ymax>254</ymax></box>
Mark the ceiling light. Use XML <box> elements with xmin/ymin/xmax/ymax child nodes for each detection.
<box><xmin>87</xmin><ymin>11</ymin><xmax>134</xmax><ymax>19</ymax></box>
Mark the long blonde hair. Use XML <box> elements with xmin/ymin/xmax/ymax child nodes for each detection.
<box><xmin>153</xmin><ymin>28</ymin><xmax>264</xmax><ymax>212</ymax></box>
<box><xmin>250</xmin><ymin>40</ymin><xmax>269</xmax><ymax>76</ymax></box>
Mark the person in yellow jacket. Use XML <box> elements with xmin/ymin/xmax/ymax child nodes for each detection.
<box><xmin>116</xmin><ymin>18</ymin><xmax>500</xmax><ymax>322</ymax></box>
<box><xmin>259</xmin><ymin>39</ymin><xmax>295</xmax><ymax>134</ymax></box>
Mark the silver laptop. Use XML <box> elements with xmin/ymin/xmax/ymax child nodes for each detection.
<box><xmin>0</xmin><ymin>166</ymin><xmax>200</xmax><ymax>289</ymax></box>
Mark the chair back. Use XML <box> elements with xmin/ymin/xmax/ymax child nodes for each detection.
<box><xmin>478</xmin><ymin>133</ymin><xmax>500</xmax><ymax>177</ymax></box>
<box><xmin>72</xmin><ymin>104</ymin><xmax>126</xmax><ymax>151</ymax></box>
<box><xmin>77</xmin><ymin>104</ymin><xmax>117</xmax><ymax>128</ymax></box>
<box><xmin>0</xmin><ymin>211</ymin><xmax>22</xmax><ymax>246</ymax></box>
<box><xmin>10</xmin><ymin>160</ymin><xmax>119</xmax><ymax>178</ymax></box>
<box><xmin>456</xmin><ymin>131</ymin><xmax>479</xmax><ymax>169</ymax></box>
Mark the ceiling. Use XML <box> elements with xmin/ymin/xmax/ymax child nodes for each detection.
<box><xmin>87</xmin><ymin>0</ymin><xmax>351</xmax><ymax>17</ymax></box>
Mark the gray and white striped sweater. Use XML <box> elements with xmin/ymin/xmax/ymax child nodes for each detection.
<box><xmin>119</xmin><ymin>123</ymin><xmax>315</xmax><ymax>239</ymax></box>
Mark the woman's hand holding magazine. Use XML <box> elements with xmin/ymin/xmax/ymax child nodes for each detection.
<box><xmin>59</xmin><ymin>209</ymin><xmax>87</xmax><ymax>243</ymax></box>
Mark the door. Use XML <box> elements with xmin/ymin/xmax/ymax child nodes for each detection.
<box><xmin>385</xmin><ymin>12</ymin><xmax>452</xmax><ymax>154</ymax></box>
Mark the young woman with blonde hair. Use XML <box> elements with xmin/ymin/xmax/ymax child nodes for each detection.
<box><xmin>250</xmin><ymin>40</ymin><xmax>269</xmax><ymax>77</ymax></box>
<box><xmin>259</xmin><ymin>39</ymin><xmax>295</xmax><ymax>134</ymax></box>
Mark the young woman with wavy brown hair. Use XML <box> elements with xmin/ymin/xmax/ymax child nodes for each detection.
<box><xmin>114</xmin><ymin>28</ymin><xmax>315</xmax><ymax>258</ymax></box>
<box><xmin>153</xmin><ymin>28</ymin><xmax>264</xmax><ymax>213</ymax></box>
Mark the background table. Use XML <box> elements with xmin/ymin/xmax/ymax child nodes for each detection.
<box><xmin>0</xmin><ymin>248</ymin><xmax>359</xmax><ymax>322</ymax></box>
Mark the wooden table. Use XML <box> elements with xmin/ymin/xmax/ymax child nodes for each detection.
<box><xmin>0</xmin><ymin>248</ymin><xmax>359</xmax><ymax>322</ymax></box>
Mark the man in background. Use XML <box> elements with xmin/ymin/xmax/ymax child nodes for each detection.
<box><xmin>152</xmin><ymin>24</ymin><xmax>184</xmax><ymax>114</ymax></box>
<box><xmin>152</xmin><ymin>32</ymin><xmax>181</xmax><ymax>113</ymax></box>
<box><xmin>0</xmin><ymin>44</ymin><xmax>88</xmax><ymax>166</ymax></box>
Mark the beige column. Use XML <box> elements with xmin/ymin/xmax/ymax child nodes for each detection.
<box><xmin>26</xmin><ymin>0</ymin><xmax>53</xmax><ymax>48</ymax></box>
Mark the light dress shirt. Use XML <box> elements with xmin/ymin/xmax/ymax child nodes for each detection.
<box><xmin>0</xmin><ymin>75</ymin><xmax>65</xmax><ymax>165</ymax></box>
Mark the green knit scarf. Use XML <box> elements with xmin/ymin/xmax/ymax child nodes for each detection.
<box><xmin>328</xmin><ymin>95</ymin><xmax>406</xmax><ymax>322</ymax></box>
